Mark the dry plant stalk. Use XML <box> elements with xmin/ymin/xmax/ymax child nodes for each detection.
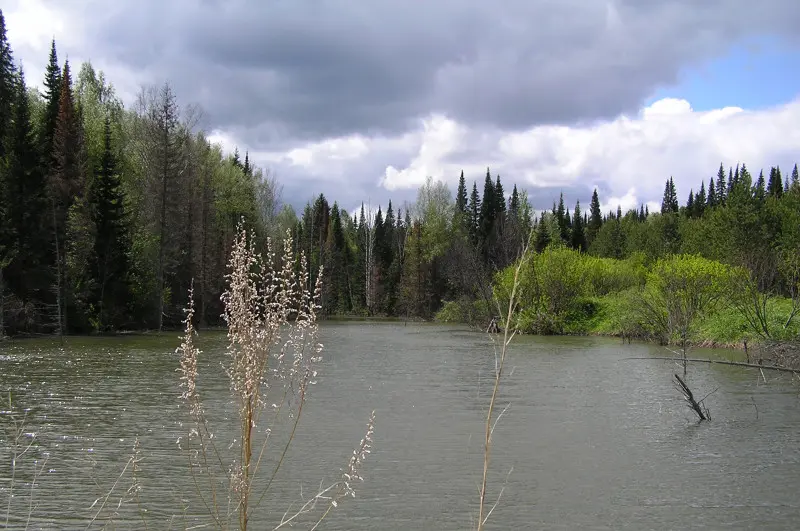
<box><xmin>2</xmin><ymin>394</ymin><xmax>48</xmax><ymax>530</ymax></box>
<box><xmin>477</xmin><ymin>233</ymin><xmax>532</xmax><ymax>531</ymax></box>
<box><xmin>176</xmin><ymin>222</ymin><xmax>374</xmax><ymax>530</ymax></box>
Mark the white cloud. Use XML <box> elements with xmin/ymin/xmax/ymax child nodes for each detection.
<box><xmin>274</xmin><ymin>96</ymin><xmax>800</xmax><ymax>210</ymax></box>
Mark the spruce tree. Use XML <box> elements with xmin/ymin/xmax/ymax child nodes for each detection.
<box><xmin>661</xmin><ymin>178</ymin><xmax>678</xmax><ymax>214</ymax></box>
<box><xmin>686</xmin><ymin>190</ymin><xmax>694</xmax><ymax>217</ymax></box>
<box><xmin>468</xmin><ymin>181</ymin><xmax>480</xmax><ymax>242</ymax></box>
<box><xmin>587</xmin><ymin>188</ymin><xmax>602</xmax><ymax>244</ymax></box>
<box><xmin>707</xmin><ymin>178</ymin><xmax>717</xmax><ymax>207</ymax></box>
<box><xmin>791</xmin><ymin>163</ymin><xmax>799</xmax><ymax>192</ymax></box>
<box><xmin>570</xmin><ymin>201</ymin><xmax>586</xmax><ymax>251</ymax></box>
<box><xmin>716</xmin><ymin>163</ymin><xmax>727</xmax><ymax>205</ymax></box>
<box><xmin>754</xmin><ymin>170</ymin><xmax>766</xmax><ymax>203</ymax></box>
<box><xmin>90</xmin><ymin>116</ymin><xmax>130</xmax><ymax>329</ymax></box>
<box><xmin>556</xmin><ymin>193</ymin><xmax>569</xmax><ymax>243</ymax></box>
<box><xmin>494</xmin><ymin>175</ymin><xmax>505</xmax><ymax>213</ymax></box>
<box><xmin>0</xmin><ymin>8</ymin><xmax>16</xmax><ymax>160</ymax></box>
<box><xmin>479</xmin><ymin>168</ymin><xmax>495</xmax><ymax>244</ymax></box>
<box><xmin>509</xmin><ymin>184</ymin><xmax>520</xmax><ymax>216</ymax></box>
<box><xmin>4</xmin><ymin>67</ymin><xmax>48</xmax><ymax>300</ymax></box>
<box><xmin>767</xmin><ymin>166</ymin><xmax>783</xmax><ymax>198</ymax></box>
<box><xmin>455</xmin><ymin>170</ymin><xmax>467</xmax><ymax>213</ymax></box>
<box><xmin>695</xmin><ymin>181</ymin><xmax>706</xmax><ymax>217</ymax></box>
<box><xmin>40</xmin><ymin>39</ymin><xmax>61</xmax><ymax>163</ymax></box>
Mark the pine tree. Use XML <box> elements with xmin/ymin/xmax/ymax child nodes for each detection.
<box><xmin>90</xmin><ymin>116</ymin><xmax>130</xmax><ymax>329</ymax></box>
<box><xmin>0</xmin><ymin>8</ymin><xmax>16</xmax><ymax>160</ymax></box>
<box><xmin>791</xmin><ymin>163</ymin><xmax>799</xmax><ymax>192</ymax></box>
<box><xmin>468</xmin><ymin>181</ymin><xmax>480</xmax><ymax>242</ymax></box>
<box><xmin>570</xmin><ymin>201</ymin><xmax>586</xmax><ymax>251</ymax></box>
<box><xmin>39</xmin><ymin>39</ymin><xmax>61</xmax><ymax>164</ymax></box>
<box><xmin>509</xmin><ymin>184</ymin><xmax>520</xmax><ymax>216</ymax></box>
<box><xmin>754</xmin><ymin>170</ymin><xmax>766</xmax><ymax>203</ymax></box>
<box><xmin>661</xmin><ymin>177</ymin><xmax>678</xmax><ymax>214</ymax></box>
<box><xmin>3</xmin><ymin>67</ymin><xmax>48</xmax><ymax>305</ymax></box>
<box><xmin>707</xmin><ymin>177</ymin><xmax>717</xmax><ymax>207</ymax></box>
<box><xmin>479</xmin><ymin>168</ymin><xmax>495</xmax><ymax>244</ymax></box>
<box><xmin>695</xmin><ymin>181</ymin><xmax>706</xmax><ymax>217</ymax></box>
<box><xmin>455</xmin><ymin>170</ymin><xmax>467</xmax><ymax>213</ymax></box>
<box><xmin>587</xmin><ymin>188</ymin><xmax>602</xmax><ymax>244</ymax></box>
<box><xmin>243</xmin><ymin>151</ymin><xmax>252</xmax><ymax>176</ymax></box>
<box><xmin>715</xmin><ymin>163</ymin><xmax>727</xmax><ymax>205</ymax></box>
<box><xmin>494</xmin><ymin>175</ymin><xmax>505</xmax><ymax>214</ymax></box>
<box><xmin>767</xmin><ymin>166</ymin><xmax>783</xmax><ymax>198</ymax></box>
<box><xmin>556</xmin><ymin>193</ymin><xmax>569</xmax><ymax>243</ymax></box>
<box><xmin>686</xmin><ymin>190</ymin><xmax>694</xmax><ymax>217</ymax></box>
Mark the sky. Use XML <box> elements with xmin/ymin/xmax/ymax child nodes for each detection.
<box><xmin>4</xmin><ymin>0</ymin><xmax>800</xmax><ymax>216</ymax></box>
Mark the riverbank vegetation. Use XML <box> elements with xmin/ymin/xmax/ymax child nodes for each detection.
<box><xmin>0</xmin><ymin>10</ymin><xmax>798</xmax><ymax>354</ymax></box>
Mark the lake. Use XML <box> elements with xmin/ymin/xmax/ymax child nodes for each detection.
<box><xmin>2</xmin><ymin>323</ymin><xmax>799</xmax><ymax>530</ymax></box>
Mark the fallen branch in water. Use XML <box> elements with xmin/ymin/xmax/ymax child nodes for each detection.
<box><xmin>673</xmin><ymin>373</ymin><xmax>709</xmax><ymax>421</ymax></box>
<box><xmin>624</xmin><ymin>356</ymin><xmax>799</xmax><ymax>373</ymax></box>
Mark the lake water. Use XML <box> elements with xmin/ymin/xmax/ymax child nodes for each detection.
<box><xmin>1</xmin><ymin>323</ymin><xmax>799</xmax><ymax>530</ymax></box>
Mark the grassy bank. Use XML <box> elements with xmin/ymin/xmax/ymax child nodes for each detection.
<box><xmin>586</xmin><ymin>294</ymin><xmax>799</xmax><ymax>349</ymax></box>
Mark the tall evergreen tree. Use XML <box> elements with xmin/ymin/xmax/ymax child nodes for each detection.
<box><xmin>0</xmin><ymin>8</ymin><xmax>16</xmax><ymax>160</ymax></box>
<box><xmin>754</xmin><ymin>170</ymin><xmax>766</xmax><ymax>203</ymax></box>
<box><xmin>39</xmin><ymin>39</ymin><xmax>62</xmax><ymax>164</ymax></box>
<box><xmin>479</xmin><ymin>168</ymin><xmax>496</xmax><ymax>244</ymax></box>
<box><xmin>494</xmin><ymin>175</ymin><xmax>505</xmax><ymax>214</ymax></box>
<box><xmin>455</xmin><ymin>170</ymin><xmax>467</xmax><ymax>213</ymax></box>
<box><xmin>587</xmin><ymin>188</ymin><xmax>602</xmax><ymax>244</ymax></box>
<box><xmin>570</xmin><ymin>201</ymin><xmax>586</xmax><ymax>251</ymax></box>
<box><xmin>767</xmin><ymin>166</ymin><xmax>783</xmax><ymax>198</ymax></box>
<box><xmin>791</xmin><ymin>163</ymin><xmax>799</xmax><ymax>193</ymax></box>
<box><xmin>715</xmin><ymin>163</ymin><xmax>727</xmax><ymax>205</ymax></box>
<box><xmin>3</xmin><ymin>67</ymin><xmax>48</xmax><ymax>307</ymax></box>
<box><xmin>661</xmin><ymin>177</ymin><xmax>678</xmax><ymax>214</ymax></box>
<box><xmin>90</xmin><ymin>116</ymin><xmax>130</xmax><ymax>329</ymax></box>
<box><xmin>695</xmin><ymin>181</ymin><xmax>706</xmax><ymax>217</ymax></box>
<box><xmin>686</xmin><ymin>190</ymin><xmax>694</xmax><ymax>217</ymax></box>
<box><xmin>468</xmin><ymin>181</ymin><xmax>480</xmax><ymax>242</ymax></box>
<box><xmin>707</xmin><ymin>177</ymin><xmax>717</xmax><ymax>207</ymax></box>
<box><xmin>509</xmin><ymin>184</ymin><xmax>520</xmax><ymax>216</ymax></box>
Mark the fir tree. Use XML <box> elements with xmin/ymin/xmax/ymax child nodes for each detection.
<box><xmin>587</xmin><ymin>188</ymin><xmax>602</xmax><ymax>244</ymax></box>
<box><xmin>0</xmin><ymin>8</ymin><xmax>16</xmax><ymax>160</ymax></box>
<box><xmin>661</xmin><ymin>177</ymin><xmax>678</xmax><ymax>214</ymax></box>
<box><xmin>455</xmin><ymin>170</ymin><xmax>467</xmax><ymax>213</ymax></box>
<box><xmin>494</xmin><ymin>175</ymin><xmax>505</xmax><ymax>213</ymax></box>
<box><xmin>695</xmin><ymin>181</ymin><xmax>706</xmax><ymax>217</ymax></box>
<box><xmin>479</xmin><ymin>168</ymin><xmax>495</xmax><ymax>243</ymax></box>
<box><xmin>754</xmin><ymin>170</ymin><xmax>766</xmax><ymax>203</ymax></box>
<box><xmin>90</xmin><ymin>116</ymin><xmax>130</xmax><ymax>329</ymax></box>
<box><xmin>686</xmin><ymin>190</ymin><xmax>694</xmax><ymax>217</ymax></box>
<box><xmin>39</xmin><ymin>39</ymin><xmax>62</xmax><ymax>164</ymax></box>
<box><xmin>707</xmin><ymin>177</ymin><xmax>717</xmax><ymax>207</ymax></box>
<box><xmin>468</xmin><ymin>181</ymin><xmax>480</xmax><ymax>242</ymax></box>
<box><xmin>791</xmin><ymin>163</ymin><xmax>799</xmax><ymax>192</ymax></box>
<box><xmin>509</xmin><ymin>184</ymin><xmax>520</xmax><ymax>216</ymax></box>
<box><xmin>556</xmin><ymin>193</ymin><xmax>569</xmax><ymax>243</ymax></box>
<box><xmin>767</xmin><ymin>166</ymin><xmax>783</xmax><ymax>198</ymax></box>
<box><xmin>3</xmin><ymin>66</ymin><xmax>49</xmax><ymax>307</ymax></box>
<box><xmin>570</xmin><ymin>201</ymin><xmax>586</xmax><ymax>251</ymax></box>
<box><xmin>715</xmin><ymin>163</ymin><xmax>727</xmax><ymax>205</ymax></box>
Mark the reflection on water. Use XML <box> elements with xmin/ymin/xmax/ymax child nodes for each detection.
<box><xmin>1</xmin><ymin>324</ymin><xmax>799</xmax><ymax>530</ymax></box>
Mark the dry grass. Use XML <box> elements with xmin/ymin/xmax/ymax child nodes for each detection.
<box><xmin>175</xmin><ymin>222</ymin><xmax>375</xmax><ymax>530</ymax></box>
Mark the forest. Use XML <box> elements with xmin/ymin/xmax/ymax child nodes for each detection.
<box><xmin>0</xmin><ymin>10</ymin><xmax>798</xmax><ymax>345</ymax></box>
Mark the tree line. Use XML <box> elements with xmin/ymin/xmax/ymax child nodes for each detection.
<box><xmin>1</xmin><ymin>9</ymin><xmax>798</xmax><ymax>336</ymax></box>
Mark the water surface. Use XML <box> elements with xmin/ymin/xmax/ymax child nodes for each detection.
<box><xmin>1</xmin><ymin>323</ymin><xmax>799</xmax><ymax>529</ymax></box>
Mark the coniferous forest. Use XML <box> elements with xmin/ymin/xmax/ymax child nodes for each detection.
<box><xmin>0</xmin><ymin>10</ymin><xmax>798</xmax><ymax>343</ymax></box>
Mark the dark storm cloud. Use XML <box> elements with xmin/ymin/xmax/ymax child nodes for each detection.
<box><xmin>56</xmin><ymin>0</ymin><xmax>800</xmax><ymax>144</ymax></box>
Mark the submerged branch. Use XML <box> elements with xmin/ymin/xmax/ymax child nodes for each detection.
<box><xmin>624</xmin><ymin>356</ymin><xmax>799</xmax><ymax>373</ymax></box>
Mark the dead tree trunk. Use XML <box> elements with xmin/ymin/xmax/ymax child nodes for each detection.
<box><xmin>673</xmin><ymin>373</ymin><xmax>709</xmax><ymax>421</ymax></box>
